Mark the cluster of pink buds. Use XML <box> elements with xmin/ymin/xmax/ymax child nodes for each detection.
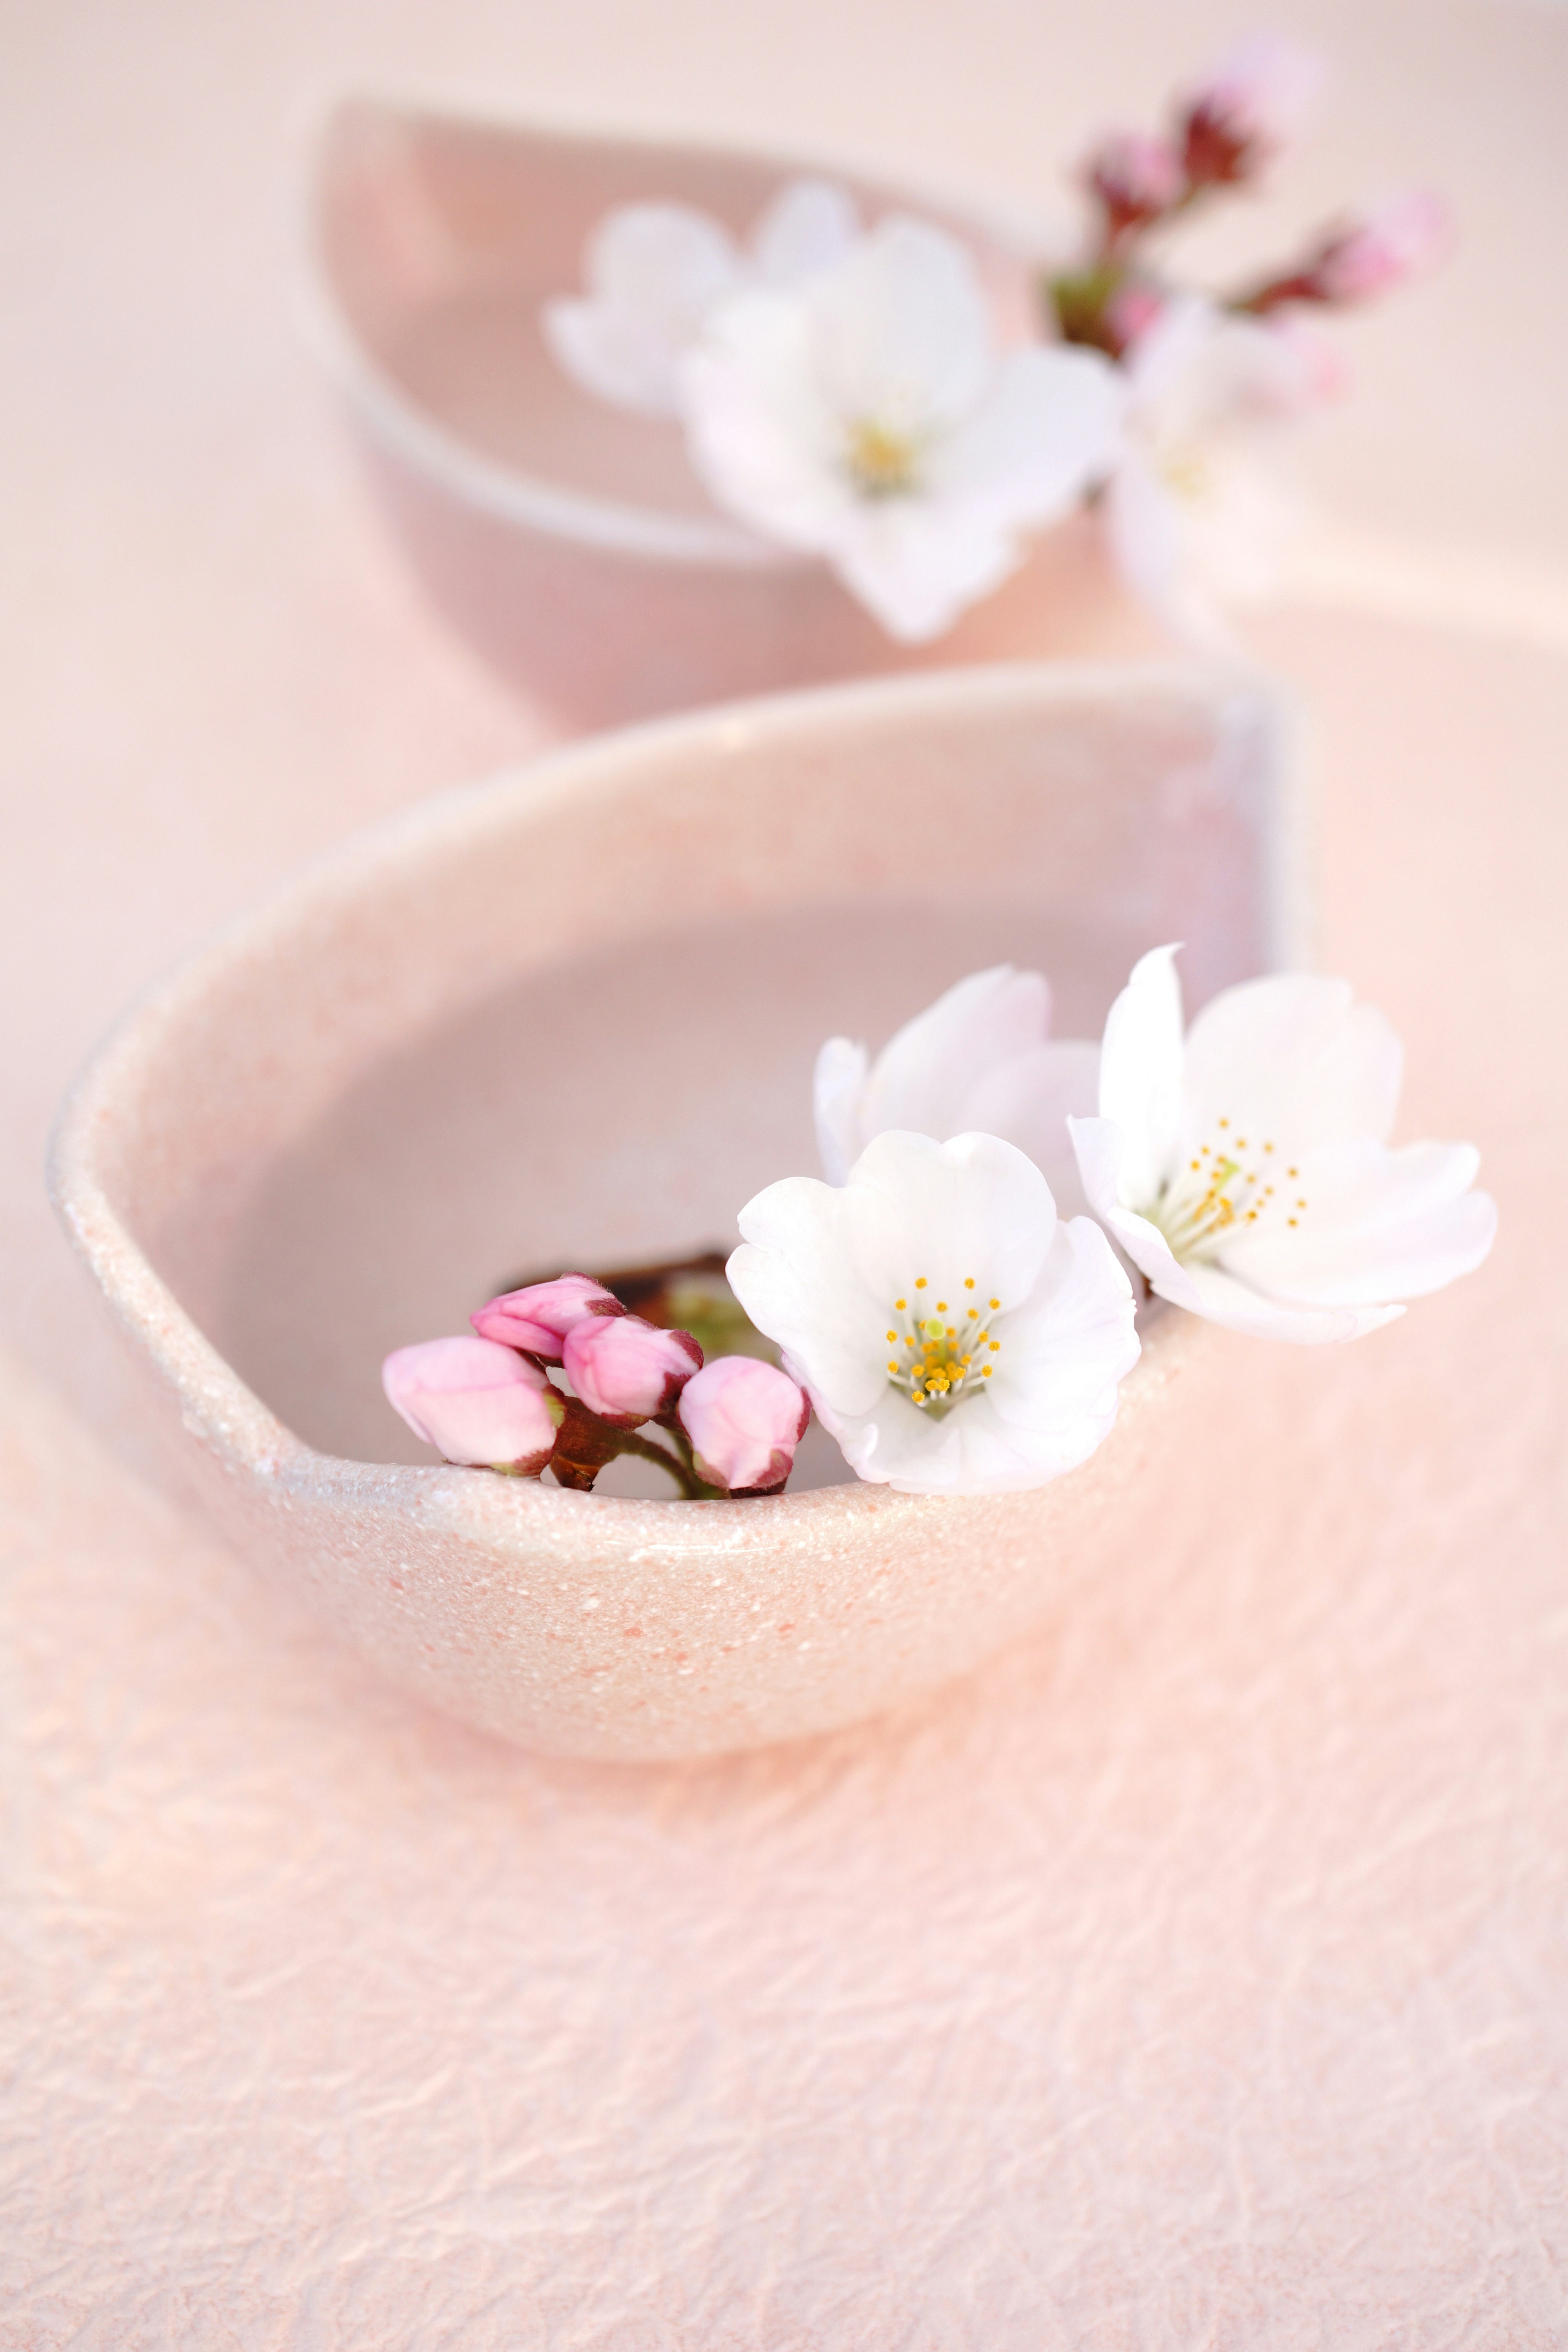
<box><xmin>1053</xmin><ymin>33</ymin><xmax>1450</xmax><ymax>360</ymax></box>
<box><xmin>383</xmin><ymin>1273</ymin><xmax>811</xmax><ymax>1500</ymax></box>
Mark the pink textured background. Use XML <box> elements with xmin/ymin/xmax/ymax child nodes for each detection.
<box><xmin>3</xmin><ymin>0</ymin><xmax>1566</xmax><ymax>2342</ymax></box>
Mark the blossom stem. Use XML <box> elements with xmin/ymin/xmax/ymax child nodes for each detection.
<box><xmin>1226</xmin><ymin>266</ymin><xmax>1326</xmax><ymax>316</ymax></box>
<box><xmin>547</xmin><ymin>1389</ymin><xmax>719</xmax><ymax>1499</ymax></box>
<box><xmin>611</xmin><ymin>1426</ymin><xmax>717</xmax><ymax>1500</ymax></box>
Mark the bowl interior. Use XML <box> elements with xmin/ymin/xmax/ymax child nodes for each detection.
<box><xmin>312</xmin><ymin>99</ymin><xmax>1042</xmax><ymax>527</ymax></box>
<box><xmin>79</xmin><ymin>670</ymin><xmax>1291</xmax><ymax>1493</ymax></box>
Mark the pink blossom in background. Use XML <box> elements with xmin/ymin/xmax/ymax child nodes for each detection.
<box><xmin>1265</xmin><ymin>313</ymin><xmax>1353</xmax><ymax>404</ymax></box>
<box><xmin>381</xmin><ymin>1336</ymin><xmax>562</xmax><ymax>1470</ymax></box>
<box><xmin>1314</xmin><ymin>191</ymin><xmax>1453</xmax><ymax>300</ymax></box>
<box><xmin>471</xmin><ymin>1272</ymin><xmax>624</xmax><ymax>1358</ymax></box>
<box><xmin>1184</xmin><ymin>31</ymin><xmax>1326</xmax><ymax>174</ymax></box>
<box><xmin>1085</xmin><ymin>129</ymin><xmax>1185</xmax><ymax>227</ymax></box>
<box><xmin>563</xmin><ymin>1313</ymin><xmax>703</xmax><ymax>1425</ymax></box>
<box><xmin>1105</xmin><ymin>282</ymin><xmax>1167</xmax><ymax>354</ymax></box>
<box><xmin>677</xmin><ymin>1355</ymin><xmax>810</xmax><ymax>1494</ymax></box>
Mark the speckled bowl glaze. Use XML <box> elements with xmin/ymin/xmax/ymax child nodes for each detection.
<box><xmin>300</xmin><ymin>94</ymin><xmax>1163</xmax><ymax>727</ymax></box>
<box><xmin>50</xmin><ymin>664</ymin><xmax>1302</xmax><ymax>1760</ymax></box>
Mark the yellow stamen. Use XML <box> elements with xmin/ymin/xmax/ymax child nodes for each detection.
<box><xmin>845</xmin><ymin>415</ymin><xmax>922</xmax><ymax>498</ymax></box>
<box><xmin>883</xmin><ymin>1278</ymin><xmax>1003</xmax><ymax>1416</ymax></box>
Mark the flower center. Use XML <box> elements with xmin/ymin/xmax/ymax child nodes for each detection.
<box><xmin>1148</xmin><ymin>1121</ymin><xmax>1309</xmax><ymax>1262</ymax></box>
<box><xmin>845</xmin><ymin>415</ymin><xmax>924</xmax><ymax>499</ymax></box>
<box><xmin>1159</xmin><ymin>444</ymin><xmax>1213</xmax><ymax>506</ymax></box>
<box><xmin>884</xmin><ymin>1276</ymin><xmax>1002</xmax><ymax>1417</ymax></box>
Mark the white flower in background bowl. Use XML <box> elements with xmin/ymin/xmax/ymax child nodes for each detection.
<box><xmin>814</xmin><ymin>964</ymin><xmax>1099</xmax><ymax>1211</ymax></box>
<box><xmin>728</xmin><ymin>1130</ymin><xmax>1138</xmax><ymax>1495</ymax></box>
<box><xmin>680</xmin><ymin>217</ymin><xmax>1127</xmax><ymax>641</ymax></box>
<box><xmin>543</xmin><ymin>178</ymin><xmax>860</xmax><ymax>416</ymax></box>
<box><xmin>1069</xmin><ymin>945</ymin><xmax>1497</xmax><ymax>1342</ymax></box>
<box><xmin>1105</xmin><ymin>296</ymin><xmax>1323</xmax><ymax>640</ymax></box>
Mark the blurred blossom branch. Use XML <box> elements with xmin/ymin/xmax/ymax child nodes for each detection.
<box><xmin>1054</xmin><ymin>33</ymin><xmax>1449</xmax><ymax>363</ymax></box>
<box><xmin>541</xmin><ymin>32</ymin><xmax>1450</xmax><ymax>643</ymax></box>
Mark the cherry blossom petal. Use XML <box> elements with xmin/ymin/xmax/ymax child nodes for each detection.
<box><xmin>472</xmin><ymin>1273</ymin><xmax>624</xmax><ymax>1360</ymax></box>
<box><xmin>829</xmin><ymin>498</ymin><xmax>1024</xmax><ymax>641</ymax></box>
<box><xmin>813</xmin><ymin>1033</ymin><xmax>870</xmax><ymax>1186</ymax></box>
<box><xmin>382</xmin><ymin>1336</ymin><xmax>560</xmax><ymax>1470</ymax></box>
<box><xmin>1104</xmin><ymin>443</ymin><xmax>1187</xmax><ymax>614</ymax></box>
<box><xmin>563</xmin><ymin>1314</ymin><xmax>702</xmax><ymax>1427</ymax></box>
<box><xmin>1067</xmin><ymin>1116</ymin><xmax>1209</xmax><ymax>1305</ymax></box>
<box><xmin>1181</xmin><ymin>975</ymin><xmax>1403</xmax><ymax>1154</ymax></box>
<box><xmin>680</xmin><ymin>294</ymin><xmax>851</xmax><ymax>546</ymax></box>
<box><xmin>964</xmin><ymin>1040</ymin><xmax>1100</xmax><ymax>1215</ymax></box>
<box><xmin>1123</xmin><ymin>296</ymin><xmax>1221</xmax><ymax>423</ymax></box>
<box><xmin>1107</xmin><ymin>301</ymin><xmax>1317</xmax><ymax>633</ymax></box>
<box><xmin>1219</xmin><ymin>1138</ymin><xmax>1496</xmax><ymax>1305</ymax></box>
<box><xmin>837</xmin><ymin>1130</ymin><xmax>1058</xmax><ymax>1314</ymax></box>
<box><xmin>862</xmin><ymin>967</ymin><xmax>1051</xmax><ymax>1138</ymax></box>
<box><xmin>981</xmin><ymin>1217</ymin><xmax>1140</xmax><ymax>1453</ymax></box>
<box><xmin>752</xmin><ymin>178</ymin><xmax>861</xmax><ymax>285</ymax></box>
<box><xmin>544</xmin><ymin>203</ymin><xmax>743</xmax><ymax>416</ymax></box>
<box><xmin>930</xmin><ymin>344</ymin><xmax>1126</xmax><ymax>526</ymax></box>
<box><xmin>816</xmin><ymin>970</ymin><xmax>1097</xmax><ymax>1206</ymax></box>
<box><xmin>1096</xmin><ymin>944</ymin><xmax>1186</xmax><ymax>1206</ymax></box>
<box><xmin>1074</xmin><ymin>1132</ymin><xmax>1402</xmax><ymax>1341</ymax></box>
<box><xmin>1162</xmin><ymin>1260</ymin><xmax>1403</xmax><ymax>1345</ymax></box>
<box><xmin>807</xmin><ymin>218</ymin><xmax>991</xmax><ymax>429</ymax></box>
<box><xmin>677</xmin><ymin>1355</ymin><xmax>811</xmax><ymax>1494</ymax></box>
<box><xmin>728</xmin><ymin>1174</ymin><xmax>887</xmax><ymax>1417</ymax></box>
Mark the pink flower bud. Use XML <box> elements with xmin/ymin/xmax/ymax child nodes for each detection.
<box><xmin>1085</xmin><ymin>130</ymin><xmax>1184</xmax><ymax>229</ymax></box>
<box><xmin>471</xmin><ymin>1272</ymin><xmax>624</xmax><ymax>1360</ymax></box>
<box><xmin>563</xmin><ymin>1314</ymin><xmax>702</xmax><ymax>1428</ymax></box>
<box><xmin>383</xmin><ymin>1336</ymin><xmax>563</xmax><ymax>1472</ymax></box>
<box><xmin>1312</xmin><ymin>191</ymin><xmax>1451</xmax><ymax>301</ymax></box>
<box><xmin>677</xmin><ymin>1356</ymin><xmax>810</xmax><ymax>1497</ymax></box>
<box><xmin>1184</xmin><ymin>33</ymin><xmax>1324</xmax><ymax>180</ymax></box>
<box><xmin>1105</xmin><ymin>283</ymin><xmax>1166</xmax><ymax>356</ymax></box>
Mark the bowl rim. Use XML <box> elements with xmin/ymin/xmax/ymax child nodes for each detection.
<box><xmin>48</xmin><ymin>657</ymin><xmax>1306</xmax><ymax>1541</ymax></box>
<box><xmin>291</xmin><ymin>80</ymin><xmax>1066</xmax><ymax>574</ymax></box>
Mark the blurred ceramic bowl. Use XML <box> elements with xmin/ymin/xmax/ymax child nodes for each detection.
<box><xmin>50</xmin><ymin>663</ymin><xmax>1302</xmax><ymax>1762</ymax></box>
<box><xmin>298</xmin><ymin>93</ymin><xmax>1161</xmax><ymax>727</ymax></box>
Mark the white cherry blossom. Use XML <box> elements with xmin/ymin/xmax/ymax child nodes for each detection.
<box><xmin>727</xmin><ymin>1129</ymin><xmax>1138</xmax><ymax>1496</ymax></box>
<box><xmin>680</xmin><ymin>217</ymin><xmax>1127</xmax><ymax>641</ymax></box>
<box><xmin>814</xmin><ymin>965</ymin><xmax>1098</xmax><ymax>1214</ymax></box>
<box><xmin>1069</xmin><ymin>945</ymin><xmax>1497</xmax><ymax>1343</ymax></box>
<box><xmin>543</xmin><ymin>179</ymin><xmax>860</xmax><ymax>417</ymax></box>
<box><xmin>1105</xmin><ymin>297</ymin><xmax>1321</xmax><ymax>640</ymax></box>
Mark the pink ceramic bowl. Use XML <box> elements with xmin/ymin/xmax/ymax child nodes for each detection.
<box><xmin>299</xmin><ymin>94</ymin><xmax>1161</xmax><ymax>728</ymax></box>
<box><xmin>50</xmin><ymin>664</ymin><xmax>1301</xmax><ymax>1761</ymax></box>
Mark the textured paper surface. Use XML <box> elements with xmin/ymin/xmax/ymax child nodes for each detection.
<box><xmin>2</xmin><ymin>0</ymin><xmax>1566</xmax><ymax>2341</ymax></box>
